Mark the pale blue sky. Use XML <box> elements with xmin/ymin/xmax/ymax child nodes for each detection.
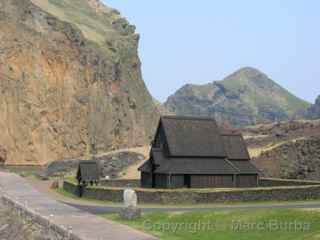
<box><xmin>104</xmin><ymin>0</ymin><xmax>320</xmax><ymax>103</ymax></box>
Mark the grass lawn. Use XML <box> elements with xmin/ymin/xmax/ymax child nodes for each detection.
<box><xmin>104</xmin><ymin>209</ymin><xmax>320</xmax><ymax>240</ymax></box>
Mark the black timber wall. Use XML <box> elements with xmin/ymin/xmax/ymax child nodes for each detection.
<box><xmin>237</xmin><ymin>175</ymin><xmax>258</xmax><ymax>188</ymax></box>
<box><xmin>190</xmin><ymin>175</ymin><xmax>234</xmax><ymax>188</ymax></box>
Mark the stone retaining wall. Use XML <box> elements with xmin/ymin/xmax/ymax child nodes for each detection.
<box><xmin>64</xmin><ymin>180</ymin><xmax>320</xmax><ymax>204</ymax></box>
<box><xmin>63</xmin><ymin>180</ymin><xmax>81</xmax><ymax>196</ymax></box>
<box><xmin>99</xmin><ymin>178</ymin><xmax>320</xmax><ymax>189</ymax></box>
<box><xmin>100</xmin><ymin>179</ymin><xmax>140</xmax><ymax>188</ymax></box>
<box><xmin>259</xmin><ymin>178</ymin><xmax>320</xmax><ymax>187</ymax></box>
<box><xmin>0</xmin><ymin>194</ymin><xmax>80</xmax><ymax>240</ymax></box>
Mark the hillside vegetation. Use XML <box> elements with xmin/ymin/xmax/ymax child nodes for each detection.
<box><xmin>31</xmin><ymin>0</ymin><xmax>122</xmax><ymax>45</ymax></box>
<box><xmin>165</xmin><ymin>67</ymin><xmax>310</xmax><ymax>126</ymax></box>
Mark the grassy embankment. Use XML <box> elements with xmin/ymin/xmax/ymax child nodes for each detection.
<box><xmin>104</xmin><ymin>209</ymin><xmax>320</xmax><ymax>240</ymax></box>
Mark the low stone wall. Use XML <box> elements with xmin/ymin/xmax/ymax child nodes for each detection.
<box><xmin>100</xmin><ymin>179</ymin><xmax>140</xmax><ymax>188</ymax></box>
<box><xmin>63</xmin><ymin>180</ymin><xmax>320</xmax><ymax>204</ymax></box>
<box><xmin>259</xmin><ymin>178</ymin><xmax>320</xmax><ymax>187</ymax></box>
<box><xmin>89</xmin><ymin>178</ymin><xmax>320</xmax><ymax>189</ymax></box>
<box><xmin>63</xmin><ymin>180</ymin><xmax>81</xmax><ymax>196</ymax></box>
<box><xmin>98</xmin><ymin>178</ymin><xmax>320</xmax><ymax>189</ymax></box>
<box><xmin>84</xmin><ymin>187</ymin><xmax>123</xmax><ymax>202</ymax></box>
<box><xmin>0</xmin><ymin>194</ymin><xmax>80</xmax><ymax>240</ymax></box>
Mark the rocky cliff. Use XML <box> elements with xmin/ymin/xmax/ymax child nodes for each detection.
<box><xmin>165</xmin><ymin>67</ymin><xmax>310</xmax><ymax>126</ymax></box>
<box><xmin>0</xmin><ymin>0</ymin><xmax>159</xmax><ymax>165</ymax></box>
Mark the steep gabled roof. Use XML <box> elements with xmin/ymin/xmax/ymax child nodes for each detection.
<box><xmin>160</xmin><ymin>116</ymin><xmax>226</xmax><ymax>157</ymax></box>
<box><xmin>222</xmin><ymin>134</ymin><xmax>251</xmax><ymax>160</ymax></box>
<box><xmin>151</xmin><ymin>148</ymin><xmax>166</xmax><ymax>165</ymax></box>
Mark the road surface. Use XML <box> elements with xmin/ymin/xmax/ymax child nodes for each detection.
<box><xmin>0</xmin><ymin>172</ymin><xmax>157</xmax><ymax>240</ymax></box>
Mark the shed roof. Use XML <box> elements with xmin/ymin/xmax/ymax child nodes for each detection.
<box><xmin>222</xmin><ymin>134</ymin><xmax>251</xmax><ymax>160</ymax></box>
<box><xmin>77</xmin><ymin>161</ymin><xmax>100</xmax><ymax>182</ymax></box>
<box><xmin>161</xmin><ymin>116</ymin><xmax>226</xmax><ymax>157</ymax></box>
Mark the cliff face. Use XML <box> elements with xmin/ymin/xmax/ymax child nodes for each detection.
<box><xmin>165</xmin><ymin>67</ymin><xmax>310</xmax><ymax>127</ymax></box>
<box><xmin>0</xmin><ymin>0</ymin><xmax>159</xmax><ymax>165</ymax></box>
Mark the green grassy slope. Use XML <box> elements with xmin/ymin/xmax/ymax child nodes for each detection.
<box><xmin>31</xmin><ymin>0</ymin><xmax>121</xmax><ymax>44</ymax></box>
<box><xmin>220</xmin><ymin>67</ymin><xmax>310</xmax><ymax>115</ymax></box>
<box><xmin>106</xmin><ymin>209</ymin><xmax>320</xmax><ymax>240</ymax></box>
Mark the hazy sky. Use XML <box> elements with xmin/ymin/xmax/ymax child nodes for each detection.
<box><xmin>104</xmin><ymin>0</ymin><xmax>320</xmax><ymax>103</ymax></box>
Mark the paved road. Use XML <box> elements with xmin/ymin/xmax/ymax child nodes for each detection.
<box><xmin>0</xmin><ymin>172</ymin><xmax>157</xmax><ymax>240</ymax></box>
<box><xmin>63</xmin><ymin>201</ymin><xmax>320</xmax><ymax>215</ymax></box>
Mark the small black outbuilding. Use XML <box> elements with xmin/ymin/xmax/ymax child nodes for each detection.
<box><xmin>76</xmin><ymin>161</ymin><xmax>100</xmax><ymax>185</ymax></box>
<box><xmin>139</xmin><ymin>116</ymin><xmax>259</xmax><ymax>189</ymax></box>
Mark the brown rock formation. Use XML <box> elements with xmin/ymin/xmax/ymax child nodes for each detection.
<box><xmin>252</xmin><ymin>137</ymin><xmax>320</xmax><ymax>180</ymax></box>
<box><xmin>0</xmin><ymin>0</ymin><xmax>159</xmax><ymax>165</ymax></box>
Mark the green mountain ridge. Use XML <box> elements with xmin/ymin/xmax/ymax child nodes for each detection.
<box><xmin>165</xmin><ymin>67</ymin><xmax>311</xmax><ymax>126</ymax></box>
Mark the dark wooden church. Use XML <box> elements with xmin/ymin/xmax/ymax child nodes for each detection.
<box><xmin>139</xmin><ymin>116</ymin><xmax>259</xmax><ymax>188</ymax></box>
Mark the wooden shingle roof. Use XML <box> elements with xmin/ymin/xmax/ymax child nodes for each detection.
<box><xmin>161</xmin><ymin>116</ymin><xmax>226</xmax><ymax>157</ymax></box>
<box><xmin>154</xmin><ymin>158</ymin><xmax>238</xmax><ymax>174</ymax></box>
<box><xmin>222</xmin><ymin>134</ymin><xmax>251</xmax><ymax>160</ymax></box>
<box><xmin>229</xmin><ymin>160</ymin><xmax>259</xmax><ymax>174</ymax></box>
<box><xmin>148</xmin><ymin>148</ymin><xmax>237</xmax><ymax>174</ymax></box>
<box><xmin>138</xmin><ymin>116</ymin><xmax>259</xmax><ymax>176</ymax></box>
<box><xmin>138</xmin><ymin>160</ymin><xmax>152</xmax><ymax>172</ymax></box>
